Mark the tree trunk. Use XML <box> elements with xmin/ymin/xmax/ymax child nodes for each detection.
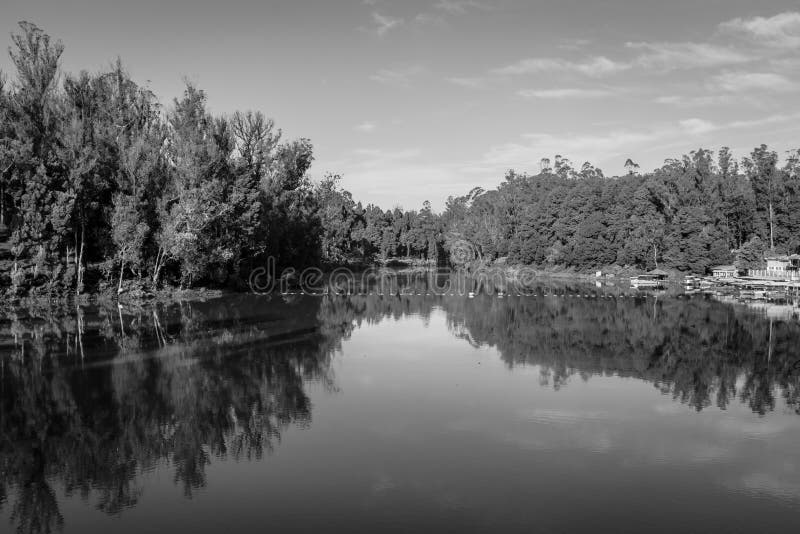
<box><xmin>77</xmin><ymin>304</ymin><xmax>85</xmax><ymax>360</ymax></box>
<box><xmin>152</xmin><ymin>247</ymin><xmax>164</xmax><ymax>288</ymax></box>
<box><xmin>653</xmin><ymin>243</ymin><xmax>658</xmax><ymax>269</ymax></box>
<box><xmin>76</xmin><ymin>221</ymin><xmax>85</xmax><ymax>295</ymax></box>
<box><xmin>118</xmin><ymin>256</ymin><xmax>125</xmax><ymax>294</ymax></box>
<box><xmin>769</xmin><ymin>201</ymin><xmax>775</xmax><ymax>250</ymax></box>
<box><xmin>65</xmin><ymin>247</ymin><xmax>73</xmax><ymax>290</ymax></box>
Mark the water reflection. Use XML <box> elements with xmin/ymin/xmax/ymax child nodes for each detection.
<box><xmin>1</xmin><ymin>279</ymin><xmax>800</xmax><ymax>532</ymax></box>
<box><xmin>1</xmin><ymin>296</ymin><xmax>336</xmax><ymax>533</ymax></box>
<box><xmin>441</xmin><ymin>293</ymin><xmax>800</xmax><ymax>415</ymax></box>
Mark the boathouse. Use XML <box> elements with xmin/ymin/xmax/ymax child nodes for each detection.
<box><xmin>648</xmin><ymin>269</ymin><xmax>669</xmax><ymax>280</ymax></box>
<box><xmin>711</xmin><ymin>265</ymin><xmax>737</xmax><ymax>278</ymax></box>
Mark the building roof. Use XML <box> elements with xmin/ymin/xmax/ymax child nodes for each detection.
<box><xmin>712</xmin><ymin>265</ymin><xmax>736</xmax><ymax>271</ymax></box>
<box><xmin>648</xmin><ymin>269</ymin><xmax>669</xmax><ymax>276</ymax></box>
<box><xmin>764</xmin><ymin>255</ymin><xmax>791</xmax><ymax>261</ymax></box>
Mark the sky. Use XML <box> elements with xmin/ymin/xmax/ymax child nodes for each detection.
<box><xmin>1</xmin><ymin>0</ymin><xmax>799</xmax><ymax>210</ymax></box>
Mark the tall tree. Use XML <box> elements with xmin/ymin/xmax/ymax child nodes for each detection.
<box><xmin>743</xmin><ymin>145</ymin><xmax>781</xmax><ymax>250</ymax></box>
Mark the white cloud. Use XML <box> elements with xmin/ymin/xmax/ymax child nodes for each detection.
<box><xmin>721</xmin><ymin>11</ymin><xmax>800</xmax><ymax>49</ymax></box>
<box><xmin>557</xmin><ymin>38</ymin><xmax>592</xmax><ymax>51</ymax></box>
<box><xmin>355</xmin><ymin>121</ymin><xmax>377</xmax><ymax>133</ymax></box>
<box><xmin>627</xmin><ymin>42</ymin><xmax>751</xmax><ymax>70</ymax></box>
<box><xmin>494</xmin><ymin>56</ymin><xmax>629</xmax><ymax>77</ymax></box>
<box><xmin>474</xmin><ymin>112</ymin><xmax>800</xmax><ymax>177</ymax></box>
<box><xmin>416</xmin><ymin>1</ymin><xmax>492</xmax><ymax>27</ymax></box>
<box><xmin>446</xmin><ymin>76</ymin><xmax>492</xmax><ymax>89</ymax></box>
<box><xmin>370</xmin><ymin>12</ymin><xmax>403</xmax><ymax>36</ymax></box>
<box><xmin>517</xmin><ymin>88</ymin><xmax>614</xmax><ymax>99</ymax></box>
<box><xmin>433</xmin><ymin>0</ymin><xmax>492</xmax><ymax>14</ymax></box>
<box><xmin>679</xmin><ymin>118</ymin><xmax>717</xmax><ymax>135</ymax></box>
<box><xmin>369</xmin><ymin>65</ymin><xmax>424</xmax><ymax>87</ymax></box>
<box><xmin>654</xmin><ymin>94</ymin><xmax>743</xmax><ymax>107</ymax></box>
<box><xmin>669</xmin><ymin>112</ymin><xmax>800</xmax><ymax>137</ymax></box>
<box><xmin>494</xmin><ymin>41</ymin><xmax>749</xmax><ymax>79</ymax></box>
<box><xmin>414</xmin><ymin>12</ymin><xmax>447</xmax><ymax>26</ymax></box>
<box><xmin>351</xmin><ymin>147</ymin><xmax>422</xmax><ymax>161</ymax></box>
<box><xmin>770</xmin><ymin>57</ymin><xmax>800</xmax><ymax>70</ymax></box>
<box><xmin>710</xmin><ymin>71</ymin><xmax>797</xmax><ymax>93</ymax></box>
<box><xmin>727</xmin><ymin>111</ymin><xmax>800</xmax><ymax>129</ymax></box>
<box><xmin>654</xmin><ymin>95</ymin><xmax>684</xmax><ymax>105</ymax></box>
<box><xmin>479</xmin><ymin>129</ymin><xmax>665</xmax><ymax>172</ymax></box>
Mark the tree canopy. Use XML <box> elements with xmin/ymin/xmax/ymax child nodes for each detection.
<box><xmin>2</xmin><ymin>22</ymin><xmax>799</xmax><ymax>299</ymax></box>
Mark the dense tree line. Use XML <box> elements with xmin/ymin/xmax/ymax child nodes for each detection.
<box><xmin>317</xmin><ymin>177</ymin><xmax>442</xmax><ymax>265</ymax></box>
<box><xmin>441</xmin><ymin>148</ymin><xmax>800</xmax><ymax>273</ymax></box>
<box><xmin>0</xmin><ymin>23</ymin><xmax>441</xmax><ymax>298</ymax></box>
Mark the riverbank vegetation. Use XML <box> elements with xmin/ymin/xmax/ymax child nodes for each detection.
<box><xmin>0</xmin><ymin>22</ymin><xmax>445</xmax><ymax>298</ymax></box>
<box><xmin>2</xmin><ymin>22</ymin><xmax>799</xmax><ymax>298</ymax></box>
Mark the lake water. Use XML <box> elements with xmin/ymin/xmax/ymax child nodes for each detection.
<box><xmin>3</xmin><ymin>277</ymin><xmax>800</xmax><ymax>533</ymax></box>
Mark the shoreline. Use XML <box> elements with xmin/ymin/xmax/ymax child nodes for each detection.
<box><xmin>7</xmin><ymin>263</ymin><xmax>800</xmax><ymax>310</ymax></box>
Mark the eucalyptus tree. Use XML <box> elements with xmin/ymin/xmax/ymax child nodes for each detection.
<box><xmin>228</xmin><ymin>110</ymin><xmax>279</xmax><ymax>276</ymax></box>
<box><xmin>0</xmin><ymin>72</ymin><xmax>10</xmax><ymax>229</ymax></box>
<box><xmin>158</xmin><ymin>84</ymin><xmax>229</xmax><ymax>287</ymax></box>
<box><xmin>6</xmin><ymin>22</ymin><xmax>72</xmax><ymax>280</ymax></box>
<box><xmin>743</xmin><ymin>144</ymin><xmax>781</xmax><ymax>250</ymax></box>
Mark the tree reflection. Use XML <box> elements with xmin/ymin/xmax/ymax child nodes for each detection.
<box><xmin>1</xmin><ymin>295</ymin><xmax>336</xmax><ymax>532</ymax></box>
<box><xmin>3</xmin><ymin>284</ymin><xmax>800</xmax><ymax>532</ymax></box>
<box><xmin>438</xmin><ymin>292</ymin><xmax>800</xmax><ymax>414</ymax></box>
<box><xmin>314</xmin><ymin>280</ymin><xmax>800</xmax><ymax>416</ymax></box>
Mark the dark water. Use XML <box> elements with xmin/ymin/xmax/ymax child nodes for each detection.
<box><xmin>3</xmin><ymin>278</ymin><xmax>800</xmax><ymax>533</ymax></box>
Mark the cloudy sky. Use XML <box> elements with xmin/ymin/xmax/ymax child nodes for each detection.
<box><xmin>1</xmin><ymin>0</ymin><xmax>799</xmax><ymax>209</ymax></box>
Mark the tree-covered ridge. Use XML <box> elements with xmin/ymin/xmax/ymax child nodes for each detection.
<box><xmin>0</xmin><ymin>22</ymin><xmax>443</xmax><ymax>298</ymax></box>
<box><xmin>442</xmin><ymin>148</ymin><xmax>800</xmax><ymax>273</ymax></box>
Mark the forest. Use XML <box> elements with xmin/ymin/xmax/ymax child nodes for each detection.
<box><xmin>2</xmin><ymin>22</ymin><xmax>800</xmax><ymax>297</ymax></box>
<box><xmin>443</xmin><ymin>148</ymin><xmax>800</xmax><ymax>275</ymax></box>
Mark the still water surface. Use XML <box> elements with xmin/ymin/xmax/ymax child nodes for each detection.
<box><xmin>2</xmin><ymin>279</ymin><xmax>800</xmax><ymax>533</ymax></box>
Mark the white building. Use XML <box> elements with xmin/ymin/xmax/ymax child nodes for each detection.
<box><xmin>765</xmin><ymin>255</ymin><xmax>800</xmax><ymax>273</ymax></box>
<box><xmin>712</xmin><ymin>265</ymin><xmax>737</xmax><ymax>278</ymax></box>
<box><xmin>749</xmin><ymin>255</ymin><xmax>800</xmax><ymax>280</ymax></box>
